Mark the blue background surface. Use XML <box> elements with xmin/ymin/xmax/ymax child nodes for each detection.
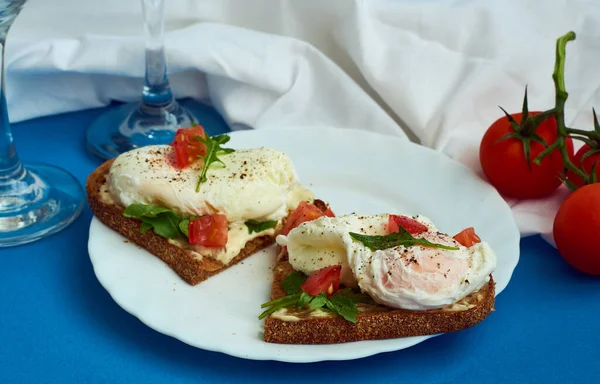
<box><xmin>1</xmin><ymin>104</ymin><xmax>599</xmax><ymax>383</ymax></box>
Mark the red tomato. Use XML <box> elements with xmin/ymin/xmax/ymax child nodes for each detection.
<box><xmin>172</xmin><ymin>126</ymin><xmax>207</xmax><ymax>168</ymax></box>
<box><xmin>301</xmin><ymin>265</ymin><xmax>341</xmax><ymax>296</ymax></box>
<box><xmin>479</xmin><ymin>112</ymin><xmax>574</xmax><ymax>199</ymax></box>
<box><xmin>388</xmin><ymin>215</ymin><xmax>428</xmax><ymax>235</ymax></box>
<box><xmin>553</xmin><ymin>183</ymin><xmax>600</xmax><ymax>275</ymax></box>
<box><xmin>323</xmin><ymin>207</ymin><xmax>335</xmax><ymax>217</ymax></box>
<box><xmin>565</xmin><ymin>144</ymin><xmax>600</xmax><ymax>188</ymax></box>
<box><xmin>188</xmin><ymin>214</ymin><xmax>228</xmax><ymax>247</ymax></box>
<box><xmin>453</xmin><ymin>227</ymin><xmax>481</xmax><ymax>247</ymax></box>
<box><xmin>282</xmin><ymin>201</ymin><xmax>328</xmax><ymax>236</ymax></box>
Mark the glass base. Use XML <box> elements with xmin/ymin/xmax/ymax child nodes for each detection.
<box><xmin>86</xmin><ymin>99</ymin><xmax>230</xmax><ymax>160</ymax></box>
<box><xmin>0</xmin><ymin>163</ymin><xmax>84</xmax><ymax>247</ymax></box>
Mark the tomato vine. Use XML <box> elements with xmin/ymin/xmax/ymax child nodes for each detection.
<box><xmin>530</xmin><ymin>32</ymin><xmax>600</xmax><ymax>190</ymax></box>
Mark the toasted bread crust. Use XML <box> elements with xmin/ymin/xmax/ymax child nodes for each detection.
<box><xmin>87</xmin><ymin>159</ymin><xmax>275</xmax><ymax>286</ymax></box>
<box><xmin>264</xmin><ymin>259</ymin><xmax>495</xmax><ymax>344</ymax></box>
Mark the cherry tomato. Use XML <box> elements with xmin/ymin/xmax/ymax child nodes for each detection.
<box><xmin>188</xmin><ymin>214</ymin><xmax>228</xmax><ymax>247</ymax></box>
<box><xmin>388</xmin><ymin>215</ymin><xmax>428</xmax><ymax>235</ymax></box>
<box><xmin>301</xmin><ymin>265</ymin><xmax>341</xmax><ymax>297</ymax></box>
<box><xmin>553</xmin><ymin>183</ymin><xmax>600</xmax><ymax>275</ymax></box>
<box><xmin>282</xmin><ymin>201</ymin><xmax>329</xmax><ymax>236</ymax></box>
<box><xmin>453</xmin><ymin>227</ymin><xmax>481</xmax><ymax>247</ymax></box>
<box><xmin>480</xmin><ymin>112</ymin><xmax>574</xmax><ymax>199</ymax></box>
<box><xmin>565</xmin><ymin>144</ymin><xmax>600</xmax><ymax>188</ymax></box>
<box><xmin>172</xmin><ymin>126</ymin><xmax>207</xmax><ymax>168</ymax></box>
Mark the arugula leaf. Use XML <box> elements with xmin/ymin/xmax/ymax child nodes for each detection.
<box><xmin>140</xmin><ymin>222</ymin><xmax>153</xmax><ymax>233</ymax></box>
<box><xmin>335</xmin><ymin>288</ymin><xmax>374</xmax><ymax>304</ymax></box>
<box><xmin>258</xmin><ymin>294</ymin><xmax>301</xmax><ymax>320</ymax></box>
<box><xmin>297</xmin><ymin>292</ymin><xmax>313</xmax><ymax>307</ymax></box>
<box><xmin>258</xmin><ymin>289</ymin><xmax>361</xmax><ymax>323</ymax></box>
<box><xmin>194</xmin><ymin>134</ymin><xmax>235</xmax><ymax>192</ymax></box>
<box><xmin>259</xmin><ymin>273</ymin><xmax>363</xmax><ymax>323</ymax></box>
<box><xmin>123</xmin><ymin>203</ymin><xmax>184</xmax><ymax>239</ymax></box>
<box><xmin>179</xmin><ymin>219</ymin><xmax>190</xmax><ymax>237</ymax></box>
<box><xmin>349</xmin><ymin>225</ymin><xmax>459</xmax><ymax>251</ymax></box>
<box><xmin>309</xmin><ymin>293</ymin><xmax>328</xmax><ymax>309</ymax></box>
<box><xmin>245</xmin><ymin>219</ymin><xmax>278</xmax><ymax>234</ymax></box>
<box><xmin>280</xmin><ymin>271</ymin><xmax>307</xmax><ymax>295</ymax></box>
<box><xmin>139</xmin><ymin>214</ymin><xmax>182</xmax><ymax>239</ymax></box>
<box><xmin>123</xmin><ymin>204</ymin><xmax>174</xmax><ymax>218</ymax></box>
<box><xmin>178</xmin><ymin>215</ymin><xmax>201</xmax><ymax>238</ymax></box>
<box><xmin>327</xmin><ymin>294</ymin><xmax>359</xmax><ymax>323</ymax></box>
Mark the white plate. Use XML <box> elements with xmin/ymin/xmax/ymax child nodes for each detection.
<box><xmin>88</xmin><ymin>127</ymin><xmax>520</xmax><ymax>363</ymax></box>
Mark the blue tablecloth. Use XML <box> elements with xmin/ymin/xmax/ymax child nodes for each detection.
<box><xmin>1</xmin><ymin>104</ymin><xmax>598</xmax><ymax>384</ymax></box>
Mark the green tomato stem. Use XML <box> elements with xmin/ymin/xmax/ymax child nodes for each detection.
<box><xmin>565</xmin><ymin>127</ymin><xmax>600</xmax><ymax>140</ymax></box>
<box><xmin>547</xmin><ymin>31</ymin><xmax>589</xmax><ymax>183</ymax></box>
<box><xmin>561</xmin><ymin>140</ymin><xmax>588</xmax><ymax>181</ymax></box>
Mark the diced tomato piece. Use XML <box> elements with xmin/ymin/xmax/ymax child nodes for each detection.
<box><xmin>171</xmin><ymin>126</ymin><xmax>207</xmax><ymax>169</ymax></box>
<box><xmin>323</xmin><ymin>207</ymin><xmax>335</xmax><ymax>217</ymax></box>
<box><xmin>188</xmin><ymin>214</ymin><xmax>228</xmax><ymax>247</ymax></box>
<box><xmin>301</xmin><ymin>265</ymin><xmax>341</xmax><ymax>297</ymax></box>
<box><xmin>388</xmin><ymin>214</ymin><xmax>428</xmax><ymax>235</ymax></box>
<box><xmin>453</xmin><ymin>227</ymin><xmax>481</xmax><ymax>247</ymax></box>
<box><xmin>282</xmin><ymin>201</ymin><xmax>328</xmax><ymax>236</ymax></box>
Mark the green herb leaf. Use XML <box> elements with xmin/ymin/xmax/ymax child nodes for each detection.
<box><xmin>245</xmin><ymin>219</ymin><xmax>278</xmax><ymax>234</ymax></box>
<box><xmin>335</xmin><ymin>288</ymin><xmax>375</xmax><ymax>304</ymax></box>
<box><xmin>310</xmin><ymin>293</ymin><xmax>328</xmax><ymax>309</ymax></box>
<box><xmin>179</xmin><ymin>219</ymin><xmax>190</xmax><ymax>237</ymax></box>
<box><xmin>297</xmin><ymin>292</ymin><xmax>313</xmax><ymax>308</ymax></box>
<box><xmin>258</xmin><ymin>286</ymin><xmax>363</xmax><ymax>323</ymax></box>
<box><xmin>327</xmin><ymin>294</ymin><xmax>359</xmax><ymax>323</ymax></box>
<box><xmin>280</xmin><ymin>271</ymin><xmax>307</xmax><ymax>295</ymax></box>
<box><xmin>195</xmin><ymin>134</ymin><xmax>235</xmax><ymax>192</ymax></box>
<box><xmin>123</xmin><ymin>204</ymin><xmax>183</xmax><ymax>239</ymax></box>
<box><xmin>123</xmin><ymin>204</ymin><xmax>174</xmax><ymax>218</ymax></box>
<box><xmin>140</xmin><ymin>222</ymin><xmax>153</xmax><ymax>233</ymax></box>
<box><xmin>258</xmin><ymin>294</ymin><xmax>302</xmax><ymax>320</ymax></box>
<box><xmin>349</xmin><ymin>226</ymin><xmax>459</xmax><ymax>251</ymax></box>
<box><xmin>139</xmin><ymin>214</ymin><xmax>181</xmax><ymax>239</ymax></box>
<box><xmin>178</xmin><ymin>216</ymin><xmax>201</xmax><ymax>238</ymax></box>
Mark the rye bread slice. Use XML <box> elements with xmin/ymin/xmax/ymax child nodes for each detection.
<box><xmin>87</xmin><ymin>159</ymin><xmax>277</xmax><ymax>286</ymax></box>
<box><xmin>263</xmin><ymin>254</ymin><xmax>495</xmax><ymax>344</ymax></box>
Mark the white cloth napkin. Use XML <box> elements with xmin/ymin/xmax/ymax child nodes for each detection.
<box><xmin>6</xmin><ymin>0</ymin><xmax>600</xmax><ymax>244</ymax></box>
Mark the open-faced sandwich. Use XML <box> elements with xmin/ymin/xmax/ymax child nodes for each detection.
<box><xmin>87</xmin><ymin>125</ymin><xmax>314</xmax><ymax>285</ymax></box>
<box><xmin>260</xmin><ymin>202</ymin><xmax>497</xmax><ymax>344</ymax></box>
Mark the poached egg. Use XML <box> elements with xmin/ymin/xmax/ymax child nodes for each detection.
<box><xmin>107</xmin><ymin>145</ymin><xmax>313</xmax><ymax>223</ymax></box>
<box><xmin>276</xmin><ymin>214</ymin><xmax>496</xmax><ymax>310</ymax></box>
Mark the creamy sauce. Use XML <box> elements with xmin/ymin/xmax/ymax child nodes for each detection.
<box><xmin>168</xmin><ymin>222</ymin><xmax>277</xmax><ymax>265</ymax></box>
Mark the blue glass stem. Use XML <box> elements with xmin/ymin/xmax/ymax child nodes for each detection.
<box><xmin>141</xmin><ymin>0</ymin><xmax>174</xmax><ymax>109</ymax></box>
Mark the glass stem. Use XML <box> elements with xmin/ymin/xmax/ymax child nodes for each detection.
<box><xmin>0</xmin><ymin>39</ymin><xmax>23</xmax><ymax>181</ymax></box>
<box><xmin>141</xmin><ymin>0</ymin><xmax>174</xmax><ymax>109</ymax></box>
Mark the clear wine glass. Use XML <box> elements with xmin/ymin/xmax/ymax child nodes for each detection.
<box><xmin>0</xmin><ymin>0</ymin><xmax>84</xmax><ymax>247</ymax></box>
<box><xmin>86</xmin><ymin>0</ymin><xmax>203</xmax><ymax>160</ymax></box>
